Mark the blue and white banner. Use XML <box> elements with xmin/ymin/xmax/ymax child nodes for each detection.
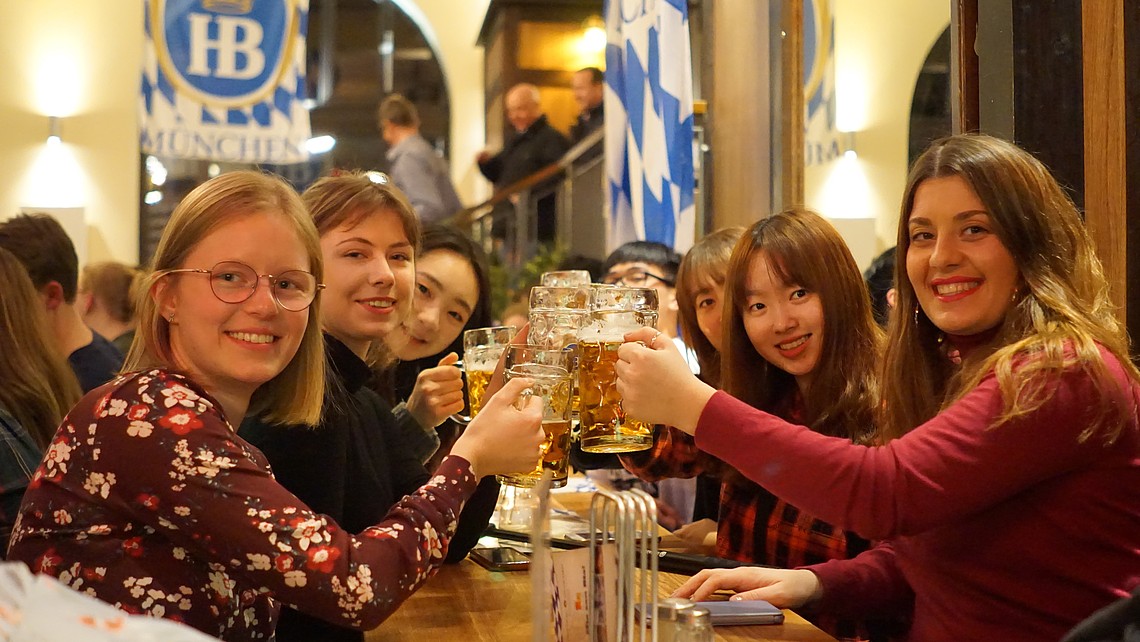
<box><xmin>604</xmin><ymin>0</ymin><xmax>696</xmax><ymax>254</ymax></box>
<box><xmin>140</xmin><ymin>0</ymin><xmax>311</xmax><ymax>164</ymax></box>
<box><xmin>804</xmin><ymin>0</ymin><xmax>840</xmax><ymax>166</ymax></box>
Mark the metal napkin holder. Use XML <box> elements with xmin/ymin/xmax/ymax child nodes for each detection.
<box><xmin>587</xmin><ymin>488</ymin><xmax>660</xmax><ymax>642</ymax></box>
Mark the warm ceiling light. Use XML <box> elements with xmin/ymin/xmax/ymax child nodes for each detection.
<box><xmin>582</xmin><ymin>15</ymin><xmax>606</xmax><ymax>53</ymax></box>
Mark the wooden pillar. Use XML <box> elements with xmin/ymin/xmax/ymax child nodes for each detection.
<box><xmin>959</xmin><ymin>0</ymin><xmax>1139</xmax><ymax>342</ymax></box>
<box><xmin>1082</xmin><ymin>1</ymin><xmax>1127</xmax><ymax>326</ymax></box>
<box><xmin>778</xmin><ymin>0</ymin><xmax>804</xmax><ymax>210</ymax></box>
<box><xmin>950</xmin><ymin>0</ymin><xmax>980</xmax><ymax>133</ymax></box>
<box><xmin>706</xmin><ymin>0</ymin><xmax>775</xmax><ymax>229</ymax></box>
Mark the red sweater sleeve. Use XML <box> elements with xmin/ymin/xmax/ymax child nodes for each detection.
<box><xmin>694</xmin><ymin>357</ymin><xmax>1133</xmax><ymax>540</ymax></box>
<box><xmin>807</xmin><ymin>541</ymin><xmax>913</xmax><ymax>618</ymax></box>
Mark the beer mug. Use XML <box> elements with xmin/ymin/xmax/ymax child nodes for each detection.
<box><xmin>528</xmin><ymin>286</ymin><xmax>589</xmax><ymax>416</ymax></box>
<box><xmin>540</xmin><ymin>270</ymin><xmax>593</xmax><ymax>287</ymax></box>
<box><xmin>577</xmin><ymin>287</ymin><xmax>658</xmax><ymax>453</ymax></box>
<box><xmin>497</xmin><ymin>345</ymin><xmax>574</xmax><ymax>488</ymax></box>
<box><xmin>462</xmin><ymin>325</ymin><xmax>515</xmax><ymax>418</ymax></box>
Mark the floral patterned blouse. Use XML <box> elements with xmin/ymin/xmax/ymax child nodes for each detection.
<box><xmin>7</xmin><ymin>369</ymin><xmax>477</xmax><ymax>641</ymax></box>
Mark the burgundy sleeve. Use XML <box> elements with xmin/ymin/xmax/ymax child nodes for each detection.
<box><xmin>806</xmin><ymin>541</ymin><xmax>913</xmax><ymax>619</ymax></box>
<box><xmin>693</xmin><ymin>361</ymin><xmax>1126</xmax><ymax>540</ymax></box>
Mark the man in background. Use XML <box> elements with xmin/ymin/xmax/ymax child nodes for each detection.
<box><xmin>0</xmin><ymin>214</ymin><xmax>123</xmax><ymax>391</ymax></box>
<box><xmin>476</xmin><ymin>83</ymin><xmax>570</xmax><ymax>242</ymax></box>
<box><xmin>570</xmin><ymin>66</ymin><xmax>605</xmax><ymax>144</ymax></box>
<box><xmin>379</xmin><ymin>93</ymin><xmax>463</xmax><ymax>225</ymax></box>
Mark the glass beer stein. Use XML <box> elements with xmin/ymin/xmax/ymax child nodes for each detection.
<box><xmin>462</xmin><ymin>325</ymin><xmax>515</xmax><ymax>418</ymax></box>
<box><xmin>496</xmin><ymin>345</ymin><xmax>574</xmax><ymax>488</ymax></box>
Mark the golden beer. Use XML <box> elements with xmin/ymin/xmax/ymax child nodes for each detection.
<box><xmin>498</xmin><ymin>419</ymin><xmax>573</xmax><ymax>487</ymax></box>
<box><xmin>577</xmin><ymin>340</ymin><xmax>653</xmax><ymax>452</ymax></box>
<box><xmin>465</xmin><ymin>367</ymin><xmax>494</xmax><ymax>418</ymax></box>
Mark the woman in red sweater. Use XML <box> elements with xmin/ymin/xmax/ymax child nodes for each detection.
<box><xmin>613</xmin><ymin>134</ymin><xmax>1140</xmax><ymax>642</ymax></box>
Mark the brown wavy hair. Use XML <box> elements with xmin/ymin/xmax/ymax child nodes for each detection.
<box><xmin>0</xmin><ymin>247</ymin><xmax>82</xmax><ymax>447</ymax></box>
<box><xmin>722</xmin><ymin>209</ymin><xmax>882</xmax><ymax>443</ymax></box>
<box><xmin>676</xmin><ymin>227</ymin><xmax>745</xmax><ymax>388</ymax></box>
<box><xmin>882</xmin><ymin>134</ymin><xmax>1139</xmax><ymax>444</ymax></box>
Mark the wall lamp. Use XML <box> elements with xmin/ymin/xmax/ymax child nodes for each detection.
<box><xmin>47</xmin><ymin>116</ymin><xmax>62</xmax><ymax>146</ymax></box>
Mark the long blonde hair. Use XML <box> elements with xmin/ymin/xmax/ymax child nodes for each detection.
<box><xmin>882</xmin><ymin>134</ymin><xmax>1138</xmax><ymax>443</ymax></box>
<box><xmin>0</xmin><ymin>247</ymin><xmax>82</xmax><ymax>447</ymax></box>
<box><xmin>126</xmin><ymin>171</ymin><xmax>326</xmax><ymax>426</ymax></box>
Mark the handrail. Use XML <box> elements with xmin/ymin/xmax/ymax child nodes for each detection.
<box><xmin>449</xmin><ymin>127</ymin><xmax>604</xmax><ymax>227</ymax></box>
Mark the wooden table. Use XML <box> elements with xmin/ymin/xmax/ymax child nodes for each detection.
<box><xmin>366</xmin><ymin>559</ymin><xmax>836</xmax><ymax>641</ymax></box>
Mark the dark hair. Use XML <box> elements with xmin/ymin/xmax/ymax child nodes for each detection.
<box><xmin>378</xmin><ymin>93</ymin><xmax>419</xmax><ymax>128</ymax></box>
<box><xmin>419</xmin><ymin>224</ymin><xmax>493</xmax><ymax>354</ymax></box>
<box><xmin>604</xmin><ymin>241</ymin><xmax>681</xmax><ymax>282</ymax></box>
<box><xmin>0</xmin><ymin>247</ymin><xmax>82</xmax><ymax>447</ymax></box>
<box><xmin>863</xmin><ymin>246</ymin><xmax>896</xmax><ymax>328</ymax></box>
<box><xmin>722</xmin><ymin>209</ymin><xmax>882</xmax><ymax>443</ymax></box>
<box><xmin>0</xmin><ymin>213</ymin><xmax>79</xmax><ymax>302</ymax></box>
<box><xmin>390</xmin><ymin>225</ymin><xmax>492</xmax><ymax>400</ymax></box>
<box><xmin>577</xmin><ymin>67</ymin><xmax>604</xmax><ymax>84</ymax></box>
<box><xmin>556</xmin><ymin>254</ymin><xmax>605</xmax><ymax>282</ymax></box>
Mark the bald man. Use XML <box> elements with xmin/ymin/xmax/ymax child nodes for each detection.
<box><xmin>476</xmin><ymin>83</ymin><xmax>570</xmax><ymax>242</ymax></box>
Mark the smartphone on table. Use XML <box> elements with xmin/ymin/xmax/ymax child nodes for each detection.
<box><xmin>469</xmin><ymin>546</ymin><xmax>531</xmax><ymax>572</ymax></box>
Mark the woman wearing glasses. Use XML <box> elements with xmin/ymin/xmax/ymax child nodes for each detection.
<box><xmin>8</xmin><ymin>171</ymin><xmax>544</xmax><ymax>640</ymax></box>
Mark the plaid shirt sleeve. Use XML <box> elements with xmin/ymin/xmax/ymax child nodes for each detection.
<box><xmin>618</xmin><ymin>425</ymin><xmax>721</xmax><ymax>481</ymax></box>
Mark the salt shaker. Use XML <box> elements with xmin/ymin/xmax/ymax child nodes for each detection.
<box><xmin>652</xmin><ymin>597</ymin><xmax>695</xmax><ymax>642</ymax></box>
<box><xmin>675</xmin><ymin>605</ymin><xmax>714</xmax><ymax>642</ymax></box>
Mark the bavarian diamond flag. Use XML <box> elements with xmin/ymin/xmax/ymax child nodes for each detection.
<box><xmin>141</xmin><ymin>0</ymin><xmax>311</xmax><ymax>164</ymax></box>
<box><xmin>604</xmin><ymin>0</ymin><xmax>696</xmax><ymax>254</ymax></box>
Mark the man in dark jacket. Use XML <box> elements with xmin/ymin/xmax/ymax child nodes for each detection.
<box><xmin>570</xmin><ymin>66</ymin><xmax>604</xmax><ymax>145</ymax></box>
<box><xmin>476</xmin><ymin>83</ymin><xmax>570</xmax><ymax>242</ymax></box>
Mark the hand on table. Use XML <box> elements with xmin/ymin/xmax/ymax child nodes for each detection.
<box><xmin>671</xmin><ymin>518</ymin><xmax>718</xmax><ymax>551</ymax></box>
<box><xmin>671</xmin><ymin>567</ymin><xmax>823</xmax><ymax>607</ymax></box>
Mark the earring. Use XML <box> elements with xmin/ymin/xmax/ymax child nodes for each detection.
<box><xmin>167</xmin><ymin>312</ymin><xmax>175</xmax><ymax>323</ymax></box>
<box><xmin>913</xmin><ymin>305</ymin><xmax>920</xmax><ymax>326</ymax></box>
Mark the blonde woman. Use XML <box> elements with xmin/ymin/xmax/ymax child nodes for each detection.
<box><xmin>9</xmin><ymin>171</ymin><xmax>544</xmax><ymax>640</ymax></box>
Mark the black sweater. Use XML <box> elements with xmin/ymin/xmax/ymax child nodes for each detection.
<box><xmin>240</xmin><ymin>334</ymin><xmax>496</xmax><ymax>641</ymax></box>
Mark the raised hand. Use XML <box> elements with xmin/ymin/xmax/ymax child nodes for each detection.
<box><xmin>449</xmin><ymin>377</ymin><xmax>544</xmax><ymax>479</ymax></box>
<box><xmin>614</xmin><ymin>327</ymin><xmax>716</xmax><ymax>434</ymax></box>
<box><xmin>406</xmin><ymin>352</ymin><xmax>465</xmax><ymax>428</ymax></box>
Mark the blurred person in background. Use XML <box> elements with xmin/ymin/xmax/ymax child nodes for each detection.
<box><xmin>0</xmin><ymin>214</ymin><xmax>123</xmax><ymax>391</ymax></box>
<box><xmin>476</xmin><ymin>83</ymin><xmax>570</xmax><ymax>243</ymax></box>
<box><xmin>80</xmin><ymin>261</ymin><xmax>143</xmax><ymax>354</ymax></box>
<box><xmin>0</xmin><ymin>247</ymin><xmax>82</xmax><ymax>553</ymax></box>
<box><xmin>379</xmin><ymin>94</ymin><xmax>463</xmax><ymax>226</ymax></box>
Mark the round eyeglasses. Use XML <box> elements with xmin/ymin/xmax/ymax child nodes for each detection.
<box><xmin>162</xmin><ymin>261</ymin><xmax>323</xmax><ymax>312</ymax></box>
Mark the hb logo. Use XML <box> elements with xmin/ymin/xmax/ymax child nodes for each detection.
<box><xmin>151</xmin><ymin>0</ymin><xmax>299</xmax><ymax>108</ymax></box>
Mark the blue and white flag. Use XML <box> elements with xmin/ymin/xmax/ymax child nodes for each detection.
<box><xmin>140</xmin><ymin>0</ymin><xmax>311</xmax><ymax>164</ymax></box>
<box><xmin>604</xmin><ymin>0</ymin><xmax>696</xmax><ymax>254</ymax></box>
